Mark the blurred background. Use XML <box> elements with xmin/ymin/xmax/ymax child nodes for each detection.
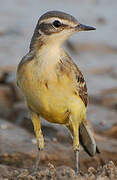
<box><xmin>0</xmin><ymin>0</ymin><xmax>117</xmax><ymax>179</ymax></box>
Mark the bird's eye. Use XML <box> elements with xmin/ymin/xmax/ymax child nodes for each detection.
<box><xmin>53</xmin><ymin>20</ymin><xmax>61</xmax><ymax>28</ymax></box>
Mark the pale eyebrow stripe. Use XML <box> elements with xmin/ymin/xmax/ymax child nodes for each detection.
<box><xmin>39</xmin><ymin>17</ymin><xmax>61</xmax><ymax>24</ymax></box>
<box><xmin>39</xmin><ymin>18</ymin><xmax>77</xmax><ymax>27</ymax></box>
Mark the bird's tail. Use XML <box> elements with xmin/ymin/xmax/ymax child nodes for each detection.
<box><xmin>79</xmin><ymin>122</ymin><xmax>100</xmax><ymax>156</ymax></box>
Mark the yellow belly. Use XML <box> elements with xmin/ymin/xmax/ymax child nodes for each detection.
<box><xmin>17</xmin><ymin>61</ymin><xmax>86</xmax><ymax>125</ymax></box>
<box><xmin>26</xmin><ymin>82</ymin><xmax>70</xmax><ymax>124</ymax></box>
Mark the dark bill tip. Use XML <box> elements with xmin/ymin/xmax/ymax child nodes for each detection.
<box><xmin>76</xmin><ymin>23</ymin><xmax>96</xmax><ymax>31</ymax></box>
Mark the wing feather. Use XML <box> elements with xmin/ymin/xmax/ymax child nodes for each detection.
<box><xmin>57</xmin><ymin>53</ymin><xmax>88</xmax><ymax>107</ymax></box>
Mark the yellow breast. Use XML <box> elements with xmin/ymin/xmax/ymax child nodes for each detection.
<box><xmin>17</xmin><ymin>60</ymin><xmax>70</xmax><ymax>124</ymax></box>
<box><xmin>17</xmin><ymin>54</ymin><xmax>86</xmax><ymax>125</ymax></box>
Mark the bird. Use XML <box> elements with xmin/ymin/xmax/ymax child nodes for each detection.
<box><xmin>17</xmin><ymin>11</ymin><xmax>100</xmax><ymax>175</ymax></box>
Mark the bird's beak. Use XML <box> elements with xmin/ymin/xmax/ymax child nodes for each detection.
<box><xmin>75</xmin><ymin>23</ymin><xmax>96</xmax><ymax>31</ymax></box>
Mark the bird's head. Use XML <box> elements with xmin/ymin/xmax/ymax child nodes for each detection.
<box><xmin>30</xmin><ymin>11</ymin><xmax>96</xmax><ymax>50</ymax></box>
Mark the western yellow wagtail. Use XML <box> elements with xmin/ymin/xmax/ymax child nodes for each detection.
<box><xmin>17</xmin><ymin>11</ymin><xmax>99</xmax><ymax>175</ymax></box>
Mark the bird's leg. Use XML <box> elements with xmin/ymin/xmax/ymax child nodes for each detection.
<box><xmin>33</xmin><ymin>147</ymin><xmax>40</xmax><ymax>172</ymax></box>
<box><xmin>67</xmin><ymin>116</ymin><xmax>80</xmax><ymax>175</ymax></box>
<box><xmin>74</xmin><ymin>149</ymin><xmax>79</xmax><ymax>175</ymax></box>
<box><xmin>73</xmin><ymin>125</ymin><xmax>80</xmax><ymax>175</ymax></box>
<box><xmin>30</xmin><ymin>111</ymin><xmax>44</xmax><ymax>172</ymax></box>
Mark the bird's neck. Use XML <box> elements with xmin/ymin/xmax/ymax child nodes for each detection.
<box><xmin>30</xmin><ymin>35</ymin><xmax>64</xmax><ymax>64</ymax></box>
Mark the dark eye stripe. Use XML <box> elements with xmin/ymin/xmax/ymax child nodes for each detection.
<box><xmin>39</xmin><ymin>23</ymin><xmax>58</xmax><ymax>35</ymax></box>
<box><xmin>39</xmin><ymin>22</ymin><xmax>68</xmax><ymax>35</ymax></box>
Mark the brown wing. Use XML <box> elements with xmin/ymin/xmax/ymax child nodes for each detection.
<box><xmin>17</xmin><ymin>51</ymin><xmax>35</xmax><ymax>87</ymax></box>
<box><xmin>56</xmin><ymin>53</ymin><xmax>88</xmax><ymax>107</ymax></box>
<box><xmin>75</xmin><ymin>69</ymin><xmax>88</xmax><ymax>107</ymax></box>
<box><xmin>17</xmin><ymin>51</ymin><xmax>35</xmax><ymax>72</ymax></box>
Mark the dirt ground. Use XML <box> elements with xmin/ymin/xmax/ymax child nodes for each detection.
<box><xmin>0</xmin><ymin>118</ymin><xmax>117</xmax><ymax>180</ymax></box>
<box><xmin>0</xmin><ymin>161</ymin><xmax>117</xmax><ymax>180</ymax></box>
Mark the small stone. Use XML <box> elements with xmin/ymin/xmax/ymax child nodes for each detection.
<box><xmin>88</xmin><ymin>167</ymin><xmax>96</xmax><ymax>174</ymax></box>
